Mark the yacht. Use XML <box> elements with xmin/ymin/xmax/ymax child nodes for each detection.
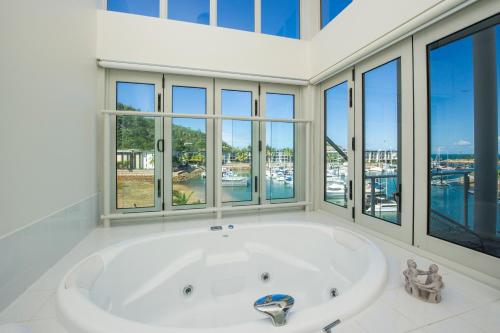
<box><xmin>221</xmin><ymin>170</ymin><xmax>248</xmax><ymax>187</ymax></box>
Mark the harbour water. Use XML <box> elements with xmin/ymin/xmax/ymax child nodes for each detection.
<box><xmin>176</xmin><ymin>171</ymin><xmax>294</xmax><ymax>204</ymax></box>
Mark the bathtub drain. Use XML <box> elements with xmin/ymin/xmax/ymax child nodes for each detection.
<box><xmin>329</xmin><ymin>288</ymin><xmax>339</xmax><ymax>298</ymax></box>
<box><xmin>261</xmin><ymin>272</ymin><xmax>271</xmax><ymax>282</ymax></box>
<box><xmin>183</xmin><ymin>285</ymin><xmax>194</xmax><ymax>297</ymax></box>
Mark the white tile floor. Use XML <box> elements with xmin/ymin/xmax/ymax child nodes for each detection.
<box><xmin>1</xmin><ymin>211</ymin><xmax>499</xmax><ymax>333</ymax></box>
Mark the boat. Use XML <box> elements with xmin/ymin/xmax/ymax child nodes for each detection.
<box><xmin>366</xmin><ymin>199</ymin><xmax>398</xmax><ymax>213</ymax></box>
<box><xmin>326</xmin><ymin>182</ymin><xmax>346</xmax><ymax>197</ymax></box>
<box><xmin>221</xmin><ymin>170</ymin><xmax>248</xmax><ymax>187</ymax></box>
<box><xmin>285</xmin><ymin>175</ymin><xmax>294</xmax><ymax>185</ymax></box>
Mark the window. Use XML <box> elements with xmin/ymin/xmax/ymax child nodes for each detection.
<box><xmin>168</xmin><ymin>0</ymin><xmax>210</xmax><ymax>25</ymax></box>
<box><xmin>115</xmin><ymin>82</ymin><xmax>160</xmax><ymax>210</ymax></box>
<box><xmin>172</xmin><ymin>86</ymin><xmax>208</xmax><ymax>207</ymax></box>
<box><xmin>107</xmin><ymin>0</ymin><xmax>159</xmax><ymax>17</ymax></box>
<box><xmin>221</xmin><ymin>90</ymin><xmax>254</xmax><ymax>202</ymax></box>
<box><xmin>321</xmin><ymin>0</ymin><xmax>352</xmax><ymax>29</ymax></box>
<box><xmin>427</xmin><ymin>16</ymin><xmax>499</xmax><ymax>258</ymax></box>
<box><xmin>324</xmin><ymin>81</ymin><xmax>349</xmax><ymax>207</ymax></box>
<box><xmin>362</xmin><ymin>59</ymin><xmax>401</xmax><ymax>225</ymax></box>
<box><xmin>261</xmin><ymin>0</ymin><xmax>300</xmax><ymax>39</ymax></box>
<box><xmin>217</xmin><ymin>0</ymin><xmax>255</xmax><ymax>32</ymax></box>
<box><xmin>265</xmin><ymin>93</ymin><xmax>295</xmax><ymax>201</ymax></box>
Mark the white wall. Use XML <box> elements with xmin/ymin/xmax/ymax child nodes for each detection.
<box><xmin>97</xmin><ymin>10</ymin><xmax>310</xmax><ymax>80</ymax></box>
<box><xmin>310</xmin><ymin>0</ymin><xmax>470</xmax><ymax>80</ymax></box>
<box><xmin>0</xmin><ymin>0</ymin><xmax>100</xmax><ymax>236</ymax></box>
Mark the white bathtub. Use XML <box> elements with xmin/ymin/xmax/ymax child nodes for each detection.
<box><xmin>57</xmin><ymin>222</ymin><xmax>387</xmax><ymax>333</ymax></box>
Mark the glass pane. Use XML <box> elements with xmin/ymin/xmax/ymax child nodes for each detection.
<box><xmin>266</xmin><ymin>93</ymin><xmax>295</xmax><ymax>201</ymax></box>
<box><xmin>172</xmin><ymin>87</ymin><xmax>207</xmax><ymax>207</ymax></box>
<box><xmin>218</xmin><ymin>0</ymin><xmax>254</xmax><ymax>32</ymax></box>
<box><xmin>321</xmin><ymin>0</ymin><xmax>352</xmax><ymax>29</ymax></box>
<box><xmin>116</xmin><ymin>82</ymin><xmax>157</xmax><ymax>209</ymax></box>
<box><xmin>108</xmin><ymin>0</ymin><xmax>159</xmax><ymax>17</ymax></box>
<box><xmin>362</xmin><ymin>59</ymin><xmax>401</xmax><ymax>225</ymax></box>
<box><xmin>262</xmin><ymin>0</ymin><xmax>300</xmax><ymax>39</ymax></box>
<box><xmin>168</xmin><ymin>0</ymin><xmax>209</xmax><ymax>25</ymax></box>
<box><xmin>221</xmin><ymin>90</ymin><xmax>253</xmax><ymax>203</ymax></box>
<box><xmin>324</xmin><ymin>81</ymin><xmax>349</xmax><ymax>207</ymax></box>
<box><xmin>428</xmin><ymin>22</ymin><xmax>499</xmax><ymax>258</ymax></box>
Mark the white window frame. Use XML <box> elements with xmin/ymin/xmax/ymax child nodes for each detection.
<box><xmin>260</xmin><ymin>83</ymin><xmax>302</xmax><ymax>204</ymax></box>
<box><xmin>319</xmin><ymin>68</ymin><xmax>355</xmax><ymax>221</ymax></box>
<box><xmin>106</xmin><ymin>70</ymin><xmax>164</xmax><ymax>213</ymax></box>
<box><xmin>413</xmin><ymin>0</ymin><xmax>500</xmax><ymax>279</ymax></box>
<box><xmin>215</xmin><ymin>79</ymin><xmax>260</xmax><ymax>206</ymax></box>
<box><xmin>164</xmin><ymin>75</ymin><xmax>215</xmax><ymax>211</ymax></box>
<box><xmin>354</xmin><ymin>38</ymin><xmax>414</xmax><ymax>244</ymax></box>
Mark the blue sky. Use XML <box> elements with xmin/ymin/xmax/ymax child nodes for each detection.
<box><xmin>321</xmin><ymin>0</ymin><xmax>352</xmax><ymax>28</ymax></box>
<box><xmin>363</xmin><ymin>59</ymin><xmax>399</xmax><ymax>152</ymax></box>
<box><xmin>262</xmin><ymin>0</ymin><xmax>300</xmax><ymax>39</ymax></box>
<box><xmin>108</xmin><ymin>0</ymin><xmax>159</xmax><ymax>17</ymax></box>
<box><xmin>429</xmin><ymin>25</ymin><xmax>499</xmax><ymax>155</ymax></box>
<box><xmin>218</xmin><ymin>0</ymin><xmax>254</xmax><ymax>32</ymax></box>
<box><xmin>117</xmin><ymin>82</ymin><xmax>155</xmax><ymax>112</ymax></box>
<box><xmin>325</xmin><ymin>81</ymin><xmax>348</xmax><ymax>151</ymax></box>
<box><xmin>169</xmin><ymin>0</ymin><xmax>209</xmax><ymax>24</ymax></box>
<box><xmin>222</xmin><ymin>90</ymin><xmax>252</xmax><ymax>148</ymax></box>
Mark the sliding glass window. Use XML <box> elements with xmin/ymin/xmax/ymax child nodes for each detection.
<box><xmin>107</xmin><ymin>0</ymin><xmax>159</xmax><ymax>17</ymax></box>
<box><xmin>261</xmin><ymin>0</ymin><xmax>300</xmax><ymax>39</ymax></box>
<box><xmin>171</xmin><ymin>86</ymin><xmax>207</xmax><ymax>207</ymax></box>
<box><xmin>115</xmin><ymin>82</ymin><xmax>159</xmax><ymax>210</ymax></box>
<box><xmin>428</xmin><ymin>16</ymin><xmax>500</xmax><ymax>258</ymax></box>
<box><xmin>362</xmin><ymin>59</ymin><xmax>401</xmax><ymax>225</ymax></box>
<box><xmin>265</xmin><ymin>93</ymin><xmax>295</xmax><ymax>201</ymax></box>
<box><xmin>221</xmin><ymin>90</ymin><xmax>254</xmax><ymax>203</ymax></box>
<box><xmin>321</xmin><ymin>0</ymin><xmax>352</xmax><ymax>29</ymax></box>
<box><xmin>324</xmin><ymin>82</ymin><xmax>349</xmax><ymax>207</ymax></box>
<box><xmin>168</xmin><ymin>0</ymin><xmax>210</xmax><ymax>25</ymax></box>
<box><xmin>217</xmin><ymin>0</ymin><xmax>254</xmax><ymax>32</ymax></box>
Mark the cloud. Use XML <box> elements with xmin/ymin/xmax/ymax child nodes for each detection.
<box><xmin>454</xmin><ymin>139</ymin><xmax>471</xmax><ymax>146</ymax></box>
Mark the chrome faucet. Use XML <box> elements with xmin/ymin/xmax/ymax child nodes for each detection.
<box><xmin>254</xmin><ymin>294</ymin><xmax>294</xmax><ymax>327</ymax></box>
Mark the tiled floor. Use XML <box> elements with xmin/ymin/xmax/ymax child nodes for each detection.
<box><xmin>1</xmin><ymin>211</ymin><xmax>499</xmax><ymax>333</ymax></box>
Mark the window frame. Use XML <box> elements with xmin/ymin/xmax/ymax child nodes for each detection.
<box><xmin>319</xmin><ymin>69</ymin><xmax>355</xmax><ymax>221</ymax></box>
<box><xmin>260</xmin><ymin>83</ymin><xmax>303</xmax><ymax>204</ymax></box>
<box><xmin>106</xmin><ymin>70</ymin><xmax>164</xmax><ymax>214</ymax></box>
<box><xmin>104</xmin><ymin>0</ymin><xmax>303</xmax><ymax>39</ymax></box>
<box><xmin>354</xmin><ymin>38</ymin><xmax>414</xmax><ymax>244</ymax></box>
<box><xmin>164</xmin><ymin>75</ymin><xmax>215</xmax><ymax>210</ymax></box>
<box><xmin>214</xmin><ymin>79</ymin><xmax>260</xmax><ymax>207</ymax></box>
<box><xmin>414</xmin><ymin>1</ymin><xmax>500</xmax><ymax>279</ymax></box>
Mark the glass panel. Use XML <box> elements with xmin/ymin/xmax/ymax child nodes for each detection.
<box><xmin>428</xmin><ymin>22</ymin><xmax>499</xmax><ymax>258</ymax></box>
<box><xmin>116</xmin><ymin>82</ymin><xmax>157</xmax><ymax>209</ymax></box>
<box><xmin>262</xmin><ymin>0</ymin><xmax>300</xmax><ymax>39</ymax></box>
<box><xmin>221</xmin><ymin>90</ymin><xmax>253</xmax><ymax>203</ymax></box>
<box><xmin>266</xmin><ymin>93</ymin><xmax>295</xmax><ymax>201</ymax></box>
<box><xmin>168</xmin><ymin>0</ymin><xmax>209</xmax><ymax>25</ymax></box>
<box><xmin>217</xmin><ymin>0</ymin><xmax>254</xmax><ymax>32</ymax></box>
<box><xmin>362</xmin><ymin>59</ymin><xmax>401</xmax><ymax>225</ymax></box>
<box><xmin>324</xmin><ymin>81</ymin><xmax>349</xmax><ymax>207</ymax></box>
<box><xmin>172</xmin><ymin>87</ymin><xmax>207</xmax><ymax>207</ymax></box>
<box><xmin>108</xmin><ymin>0</ymin><xmax>159</xmax><ymax>17</ymax></box>
<box><xmin>321</xmin><ymin>0</ymin><xmax>352</xmax><ymax>29</ymax></box>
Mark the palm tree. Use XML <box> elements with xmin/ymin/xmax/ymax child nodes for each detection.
<box><xmin>173</xmin><ymin>190</ymin><xmax>194</xmax><ymax>205</ymax></box>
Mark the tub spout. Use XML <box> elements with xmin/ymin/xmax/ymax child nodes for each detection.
<box><xmin>254</xmin><ymin>294</ymin><xmax>294</xmax><ymax>327</ymax></box>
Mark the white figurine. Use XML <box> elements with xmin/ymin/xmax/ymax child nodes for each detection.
<box><xmin>403</xmin><ymin>260</ymin><xmax>444</xmax><ymax>303</ymax></box>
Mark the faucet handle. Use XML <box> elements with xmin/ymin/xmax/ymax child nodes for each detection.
<box><xmin>254</xmin><ymin>294</ymin><xmax>295</xmax><ymax>327</ymax></box>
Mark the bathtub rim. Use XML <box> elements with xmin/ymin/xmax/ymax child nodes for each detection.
<box><xmin>56</xmin><ymin>221</ymin><xmax>387</xmax><ymax>333</ymax></box>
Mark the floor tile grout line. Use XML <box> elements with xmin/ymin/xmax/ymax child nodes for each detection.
<box><xmin>402</xmin><ymin>297</ymin><xmax>500</xmax><ymax>332</ymax></box>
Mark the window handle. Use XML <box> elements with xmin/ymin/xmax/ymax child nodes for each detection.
<box><xmin>393</xmin><ymin>184</ymin><xmax>402</xmax><ymax>213</ymax></box>
<box><xmin>157</xmin><ymin>139</ymin><xmax>164</xmax><ymax>152</ymax></box>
